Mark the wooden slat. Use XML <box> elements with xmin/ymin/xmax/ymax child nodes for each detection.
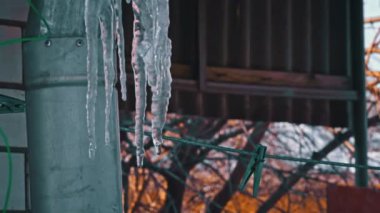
<box><xmin>206</xmin><ymin>66</ymin><xmax>351</xmax><ymax>90</ymax></box>
<box><xmin>170</xmin><ymin>64</ymin><xmax>193</xmax><ymax>79</ymax></box>
<box><xmin>197</xmin><ymin>0</ymin><xmax>207</xmax><ymax>89</ymax></box>
<box><xmin>168</xmin><ymin>64</ymin><xmax>352</xmax><ymax>91</ymax></box>
<box><xmin>241</xmin><ymin>0</ymin><xmax>251</xmax><ymax>68</ymax></box>
<box><xmin>206</xmin><ymin>82</ymin><xmax>357</xmax><ymax>100</ymax></box>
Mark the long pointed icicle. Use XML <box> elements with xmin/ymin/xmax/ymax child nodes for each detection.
<box><xmin>150</xmin><ymin>0</ymin><xmax>172</xmax><ymax>155</ymax></box>
<box><xmin>85</xmin><ymin>0</ymin><xmax>100</xmax><ymax>158</ymax></box>
<box><xmin>114</xmin><ymin>0</ymin><xmax>128</xmax><ymax>101</ymax></box>
<box><xmin>100</xmin><ymin>11</ymin><xmax>116</xmax><ymax>146</ymax></box>
<box><xmin>131</xmin><ymin>0</ymin><xmax>150</xmax><ymax>167</ymax></box>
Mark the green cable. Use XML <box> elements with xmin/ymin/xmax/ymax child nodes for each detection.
<box><xmin>0</xmin><ymin>128</ymin><xmax>12</xmax><ymax>213</ymax></box>
<box><xmin>121</xmin><ymin>127</ymin><xmax>252</xmax><ymax>156</ymax></box>
<box><xmin>121</xmin><ymin>127</ymin><xmax>380</xmax><ymax>171</ymax></box>
<box><xmin>266</xmin><ymin>154</ymin><xmax>380</xmax><ymax>170</ymax></box>
<box><xmin>0</xmin><ymin>36</ymin><xmax>47</xmax><ymax>47</ymax></box>
<box><xmin>0</xmin><ymin>0</ymin><xmax>50</xmax><ymax>47</ymax></box>
<box><xmin>26</xmin><ymin>0</ymin><xmax>51</xmax><ymax>34</ymax></box>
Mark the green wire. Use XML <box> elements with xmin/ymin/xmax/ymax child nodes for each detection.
<box><xmin>121</xmin><ymin>127</ymin><xmax>380</xmax><ymax>171</ymax></box>
<box><xmin>0</xmin><ymin>0</ymin><xmax>50</xmax><ymax>47</ymax></box>
<box><xmin>0</xmin><ymin>36</ymin><xmax>47</xmax><ymax>47</ymax></box>
<box><xmin>26</xmin><ymin>0</ymin><xmax>51</xmax><ymax>34</ymax></box>
<box><xmin>0</xmin><ymin>128</ymin><xmax>12</xmax><ymax>213</ymax></box>
<box><xmin>266</xmin><ymin>154</ymin><xmax>380</xmax><ymax>170</ymax></box>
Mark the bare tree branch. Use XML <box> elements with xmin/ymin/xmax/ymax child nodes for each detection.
<box><xmin>257</xmin><ymin>130</ymin><xmax>352</xmax><ymax>213</ymax></box>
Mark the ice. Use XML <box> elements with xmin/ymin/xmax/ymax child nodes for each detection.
<box><xmin>85</xmin><ymin>0</ymin><xmax>100</xmax><ymax>158</ymax></box>
<box><xmin>84</xmin><ymin>0</ymin><xmax>125</xmax><ymax>157</ymax></box>
<box><xmin>130</xmin><ymin>0</ymin><xmax>172</xmax><ymax>167</ymax></box>
<box><xmin>100</xmin><ymin>12</ymin><xmax>116</xmax><ymax>146</ymax></box>
<box><xmin>84</xmin><ymin>0</ymin><xmax>172</xmax><ymax>162</ymax></box>
<box><xmin>114</xmin><ymin>0</ymin><xmax>128</xmax><ymax>101</ymax></box>
<box><xmin>150</xmin><ymin>0</ymin><xmax>172</xmax><ymax>156</ymax></box>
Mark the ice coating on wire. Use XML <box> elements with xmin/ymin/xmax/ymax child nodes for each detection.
<box><xmin>130</xmin><ymin>0</ymin><xmax>172</xmax><ymax>167</ymax></box>
<box><xmin>84</xmin><ymin>0</ymin><xmax>127</xmax><ymax>157</ymax></box>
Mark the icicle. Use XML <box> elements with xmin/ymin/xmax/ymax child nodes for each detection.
<box><xmin>84</xmin><ymin>0</ymin><xmax>171</xmax><ymax>162</ymax></box>
<box><xmin>131</xmin><ymin>0</ymin><xmax>172</xmax><ymax>166</ymax></box>
<box><xmin>100</xmin><ymin>10</ymin><xmax>116</xmax><ymax>146</ymax></box>
<box><xmin>85</xmin><ymin>0</ymin><xmax>120</xmax><ymax>156</ymax></box>
<box><xmin>85</xmin><ymin>0</ymin><xmax>100</xmax><ymax>158</ymax></box>
<box><xmin>114</xmin><ymin>0</ymin><xmax>128</xmax><ymax>101</ymax></box>
<box><xmin>150</xmin><ymin>0</ymin><xmax>172</xmax><ymax>155</ymax></box>
<box><xmin>131</xmin><ymin>0</ymin><xmax>149</xmax><ymax>167</ymax></box>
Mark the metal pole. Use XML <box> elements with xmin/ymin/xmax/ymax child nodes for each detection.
<box><xmin>23</xmin><ymin>1</ymin><xmax>123</xmax><ymax>212</ymax></box>
<box><xmin>350</xmin><ymin>0</ymin><xmax>368</xmax><ymax>187</ymax></box>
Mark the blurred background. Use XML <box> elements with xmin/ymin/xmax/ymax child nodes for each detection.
<box><xmin>1</xmin><ymin>0</ymin><xmax>380</xmax><ymax>212</ymax></box>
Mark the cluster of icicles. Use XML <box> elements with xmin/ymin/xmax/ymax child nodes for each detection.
<box><xmin>84</xmin><ymin>0</ymin><xmax>172</xmax><ymax>167</ymax></box>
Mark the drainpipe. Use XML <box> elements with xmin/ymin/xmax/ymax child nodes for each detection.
<box><xmin>350</xmin><ymin>0</ymin><xmax>368</xmax><ymax>187</ymax></box>
<box><xmin>23</xmin><ymin>1</ymin><xmax>122</xmax><ymax>212</ymax></box>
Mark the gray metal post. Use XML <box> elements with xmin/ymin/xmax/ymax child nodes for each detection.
<box><xmin>23</xmin><ymin>1</ymin><xmax>123</xmax><ymax>212</ymax></box>
<box><xmin>351</xmin><ymin>0</ymin><xmax>368</xmax><ymax>187</ymax></box>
